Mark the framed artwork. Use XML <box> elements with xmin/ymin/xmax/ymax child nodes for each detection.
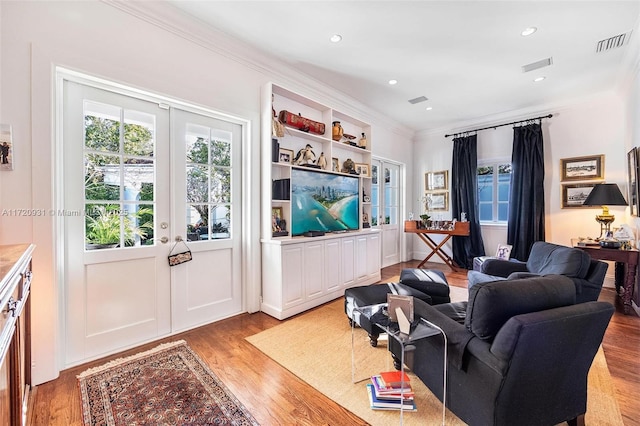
<box><xmin>495</xmin><ymin>244</ymin><xmax>512</xmax><ymax>260</ymax></box>
<box><xmin>271</xmin><ymin>206</ymin><xmax>286</xmax><ymax>234</ymax></box>
<box><xmin>425</xmin><ymin>192</ymin><xmax>449</xmax><ymax>211</ymax></box>
<box><xmin>560</xmin><ymin>155</ymin><xmax>604</xmax><ymax>181</ymax></box>
<box><xmin>561</xmin><ymin>183</ymin><xmax>597</xmax><ymax>208</ymax></box>
<box><xmin>355</xmin><ymin>163</ymin><xmax>369</xmax><ymax>177</ymax></box>
<box><xmin>332</xmin><ymin>157</ymin><xmax>339</xmax><ymax>173</ymax></box>
<box><xmin>0</xmin><ymin>124</ymin><xmax>13</xmax><ymax>171</ymax></box>
<box><xmin>425</xmin><ymin>170</ymin><xmax>448</xmax><ymax>191</ymax></box>
<box><xmin>628</xmin><ymin>148</ymin><xmax>638</xmax><ymax>216</ymax></box>
<box><xmin>278</xmin><ymin>148</ymin><xmax>294</xmax><ymax>164</ymax></box>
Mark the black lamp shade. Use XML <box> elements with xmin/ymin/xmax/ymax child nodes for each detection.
<box><xmin>583</xmin><ymin>183</ymin><xmax>628</xmax><ymax>206</ymax></box>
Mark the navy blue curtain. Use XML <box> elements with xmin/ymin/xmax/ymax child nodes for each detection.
<box><xmin>507</xmin><ymin>123</ymin><xmax>545</xmax><ymax>261</ymax></box>
<box><xmin>452</xmin><ymin>134</ymin><xmax>485</xmax><ymax>269</ymax></box>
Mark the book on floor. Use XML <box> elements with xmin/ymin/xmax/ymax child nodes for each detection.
<box><xmin>371</xmin><ymin>375</ymin><xmax>414</xmax><ymax>399</ymax></box>
<box><xmin>379</xmin><ymin>370</ymin><xmax>411</xmax><ymax>388</ymax></box>
<box><xmin>367</xmin><ymin>384</ymin><xmax>417</xmax><ymax>411</ymax></box>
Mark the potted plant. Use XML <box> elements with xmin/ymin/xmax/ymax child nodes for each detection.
<box><xmin>85</xmin><ymin>205</ymin><xmax>153</xmax><ymax>249</ymax></box>
<box><xmin>420</xmin><ymin>213</ymin><xmax>431</xmax><ymax>228</ymax></box>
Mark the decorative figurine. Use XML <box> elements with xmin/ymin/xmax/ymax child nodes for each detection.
<box><xmin>332</xmin><ymin>121</ymin><xmax>343</xmax><ymax>141</ymax></box>
<box><xmin>317</xmin><ymin>152</ymin><xmax>327</xmax><ymax>170</ymax></box>
<box><xmin>294</xmin><ymin>144</ymin><xmax>316</xmax><ymax>165</ymax></box>
<box><xmin>358</xmin><ymin>132</ymin><xmax>367</xmax><ymax>149</ymax></box>
<box><xmin>342</xmin><ymin>158</ymin><xmax>355</xmax><ymax>174</ymax></box>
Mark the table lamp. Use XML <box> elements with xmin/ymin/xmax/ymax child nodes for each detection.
<box><xmin>582</xmin><ymin>183</ymin><xmax>628</xmax><ymax>241</ymax></box>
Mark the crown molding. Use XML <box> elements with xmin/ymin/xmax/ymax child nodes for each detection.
<box><xmin>100</xmin><ymin>0</ymin><xmax>414</xmax><ymax>140</ymax></box>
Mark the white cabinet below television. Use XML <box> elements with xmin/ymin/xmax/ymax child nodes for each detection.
<box><xmin>261</xmin><ymin>231</ymin><xmax>381</xmax><ymax>320</ymax></box>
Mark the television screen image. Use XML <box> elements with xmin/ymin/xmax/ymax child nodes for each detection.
<box><xmin>291</xmin><ymin>168</ymin><xmax>360</xmax><ymax>235</ymax></box>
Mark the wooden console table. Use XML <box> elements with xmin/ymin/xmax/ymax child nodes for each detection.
<box><xmin>573</xmin><ymin>243</ymin><xmax>638</xmax><ymax>314</ymax></box>
<box><xmin>404</xmin><ymin>221</ymin><xmax>470</xmax><ymax>271</ymax></box>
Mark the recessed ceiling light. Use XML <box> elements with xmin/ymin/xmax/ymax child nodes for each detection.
<box><xmin>426</xmin><ymin>107</ymin><xmax>433</xmax><ymax>111</ymax></box>
<box><xmin>330</xmin><ymin>34</ymin><xmax>342</xmax><ymax>43</ymax></box>
<box><xmin>521</xmin><ymin>27</ymin><xmax>537</xmax><ymax>36</ymax></box>
<box><xmin>533</xmin><ymin>76</ymin><xmax>546</xmax><ymax>82</ymax></box>
<box><xmin>388</xmin><ymin>79</ymin><xmax>398</xmax><ymax>85</ymax></box>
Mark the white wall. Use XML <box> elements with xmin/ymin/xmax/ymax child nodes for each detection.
<box><xmin>412</xmin><ymin>91</ymin><xmax>629</xmax><ymax>265</ymax></box>
<box><xmin>0</xmin><ymin>1</ymin><xmax>414</xmax><ymax>384</ymax></box>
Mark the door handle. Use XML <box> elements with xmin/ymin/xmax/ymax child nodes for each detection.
<box><xmin>160</xmin><ymin>236</ymin><xmax>169</xmax><ymax>244</ymax></box>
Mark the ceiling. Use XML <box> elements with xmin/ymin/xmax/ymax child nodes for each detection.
<box><xmin>166</xmin><ymin>1</ymin><xmax>640</xmax><ymax>133</ymax></box>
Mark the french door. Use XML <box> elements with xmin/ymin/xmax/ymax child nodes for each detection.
<box><xmin>62</xmin><ymin>80</ymin><xmax>242</xmax><ymax>366</ymax></box>
<box><xmin>371</xmin><ymin>158</ymin><xmax>402</xmax><ymax>267</ymax></box>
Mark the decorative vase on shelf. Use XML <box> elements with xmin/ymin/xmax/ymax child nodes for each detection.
<box><xmin>332</xmin><ymin>121</ymin><xmax>343</xmax><ymax>141</ymax></box>
<box><xmin>358</xmin><ymin>132</ymin><xmax>367</xmax><ymax>149</ymax></box>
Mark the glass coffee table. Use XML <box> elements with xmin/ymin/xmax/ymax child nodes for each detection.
<box><xmin>351</xmin><ymin>303</ymin><xmax>448</xmax><ymax>425</ymax></box>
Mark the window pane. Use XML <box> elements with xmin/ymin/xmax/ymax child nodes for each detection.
<box><xmin>187</xmin><ymin>165</ymin><xmax>209</xmax><ymax>203</ymax></box>
<box><xmin>479</xmin><ymin>203</ymin><xmax>493</xmax><ymax>221</ymax></box>
<box><xmin>85</xmin><ymin>154</ymin><xmax>120</xmax><ymax>201</ymax></box>
<box><xmin>85</xmin><ymin>203</ymin><xmax>122</xmax><ymax>249</ymax></box>
<box><xmin>123</xmin><ymin>110</ymin><xmax>155</xmax><ymax>157</ymax></box>
<box><xmin>84</xmin><ymin>101</ymin><xmax>121</xmax><ymax>153</ymax></box>
<box><xmin>211</xmin><ymin>138</ymin><xmax>231</xmax><ymax>167</ymax></box>
<box><xmin>211</xmin><ymin>168</ymin><xmax>231</xmax><ymax>202</ymax></box>
<box><xmin>498</xmin><ymin>202</ymin><xmax>509</xmax><ymax>221</ymax></box>
<box><xmin>128</xmin><ymin>204</ymin><xmax>154</xmax><ymax>246</ymax></box>
<box><xmin>211</xmin><ymin>205</ymin><xmax>230</xmax><ymax>239</ymax></box>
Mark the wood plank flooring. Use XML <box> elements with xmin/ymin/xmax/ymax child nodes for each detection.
<box><xmin>29</xmin><ymin>261</ymin><xmax>639</xmax><ymax>425</ymax></box>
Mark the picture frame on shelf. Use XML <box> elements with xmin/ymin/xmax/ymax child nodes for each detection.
<box><xmin>628</xmin><ymin>148</ymin><xmax>639</xmax><ymax>216</ymax></box>
<box><xmin>271</xmin><ymin>206</ymin><xmax>288</xmax><ymax>236</ymax></box>
<box><xmin>332</xmin><ymin>157</ymin><xmax>339</xmax><ymax>173</ymax></box>
<box><xmin>495</xmin><ymin>244</ymin><xmax>512</xmax><ymax>260</ymax></box>
<box><xmin>425</xmin><ymin>170</ymin><xmax>448</xmax><ymax>191</ymax></box>
<box><xmin>560</xmin><ymin>155</ymin><xmax>604</xmax><ymax>181</ymax></box>
<box><xmin>279</xmin><ymin>148</ymin><xmax>294</xmax><ymax>164</ymax></box>
<box><xmin>561</xmin><ymin>183</ymin><xmax>597</xmax><ymax>208</ymax></box>
<box><xmin>355</xmin><ymin>163</ymin><xmax>369</xmax><ymax>177</ymax></box>
<box><xmin>426</xmin><ymin>192</ymin><xmax>448</xmax><ymax>211</ymax></box>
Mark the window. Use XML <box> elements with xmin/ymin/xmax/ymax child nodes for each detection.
<box><xmin>477</xmin><ymin>162</ymin><xmax>511</xmax><ymax>223</ymax></box>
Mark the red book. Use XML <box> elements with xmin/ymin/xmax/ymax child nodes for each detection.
<box><xmin>379</xmin><ymin>371</ymin><xmax>411</xmax><ymax>388</ymax></box>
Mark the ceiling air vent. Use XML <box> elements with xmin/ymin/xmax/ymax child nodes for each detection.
<box><xmin>522</xmin><ymin>57</ymin><xmax>553</xmax><ymax>73</ymax></box>
<box><xmin>408</xmin><ymin>96</ymin><xmax>428</xmax><ymax>104</ymax></box>
<box><xmin>596</xmin><ymin>31</ymin><xmax>632</xmax><ymax>53</ymax></box>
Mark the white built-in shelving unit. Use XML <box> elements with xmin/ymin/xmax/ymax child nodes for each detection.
<box><xmin>260</xmin><ymin>83</ymin><xmax>381</xmax><ymax>319</ymax></box>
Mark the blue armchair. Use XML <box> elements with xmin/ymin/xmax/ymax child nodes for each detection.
<box><xmin>467</xmin><ymin>241</ymin><xmax>608</xmax><ymax>303</ymax></box>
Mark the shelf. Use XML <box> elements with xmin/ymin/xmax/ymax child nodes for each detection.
<box><xmin>332</xmin><ymin>140</ymin><xmax>371</xmax><ymax>154</ymax></box>
<box><xmin>282</xmin><ymin>127</ymin><xmax>332</xmax><ymax>144</ymax></box>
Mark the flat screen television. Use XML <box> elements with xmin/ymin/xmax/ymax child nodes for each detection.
<box><xmin>291</xmin><ymin>167</ymin><xmax>360</xmax><ymax>235</ymax></box>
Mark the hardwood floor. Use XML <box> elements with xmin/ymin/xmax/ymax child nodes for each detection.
<box><xmin>29</xmin><ymin>261</ymin><xmax>639</xmax><ymax>425</ymax></box>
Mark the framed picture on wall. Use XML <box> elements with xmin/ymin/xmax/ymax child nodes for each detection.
<box><xmin>426</xmin><ymin>192</ymin><xmax>449</xmax><ymax>211</ymax></box>
<box><xmin>627</xmin><ymin>148</ymin><xmax>638</xmax><ymax>216</ymax></box>
<box><xmin>561</xmin><ymin>183</ymin><xmax>598</xmax><ymax>208</ymax></box>
<box><xmin>560</xmin><ymin>155</ymin><xmax>604</xmax><ymax>181</ymax></box>
<box><xmin>425</xmin><ymin>170</ymin><xmax>448</xmax><ymax>191</ymax></box>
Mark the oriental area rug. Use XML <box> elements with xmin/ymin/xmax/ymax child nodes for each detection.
<box><xmin>246</xmin><ymin>285</ymin><xmax>623</xmax><ymax>426</ymax></box>
<box><xmin>77</xmin><ymin>340</ymin><xmax>258</xmax><ymax>426</ymax></box>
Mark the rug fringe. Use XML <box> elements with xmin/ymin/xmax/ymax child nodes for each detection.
<box><xmin>76</xmin><ymin>340</ymin><xmax>187</xmax><ymax>379</ymax></box>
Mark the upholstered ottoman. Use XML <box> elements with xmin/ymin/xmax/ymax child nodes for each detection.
<box><xmin>399</xmin><ymin>268</ymin><xmax>451</xmax><ymax>305</ymax></box>
<box><xmin>344</xmin><ymin>283</ymin><xmax>432</xmax><ymax>347</ymax></box>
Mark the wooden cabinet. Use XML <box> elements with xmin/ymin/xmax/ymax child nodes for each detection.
<box><xmin>261</xmin><ymin>232</ymin><xmax>380</xmax><ymax>319</ymax></box>
<box><xmin>0</xmin><ymin>244</ymin><xmax>34</xmax><ymax>426</ymax></box>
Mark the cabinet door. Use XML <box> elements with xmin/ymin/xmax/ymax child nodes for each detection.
<box><xmin>324</xmin><ymin>239</ymin><xmax>341</xmax><ymax>292</ymax></box>
<box><xmin>366</xmin><ymin>234</ymin><xmax>381</xmax><ymax>278</ymax></box>
<box><xmin>282</xmin><ymin>245</ymin><xmax>304</xmax><ymax>307</ymax></box>
<box><xmin>341</xmin><ymin>237</ymin><xmax>356</xmax><ymax>287</ymax></box>
<box><xmin>304</xmin><ymin>241</ymin><xmax>324</xmax><ymax>300</ymax></box>
<box><xmin>355</xmin><ymin>236</ymin><xmax>368</xmax><ymax>279</ymax></box>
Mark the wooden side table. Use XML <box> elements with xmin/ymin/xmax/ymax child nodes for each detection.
<box><xmin>404</xmin><ymin>221</ymin><xmax>470</xmax><ymax>271</ymax></box>
<box><xmin>573</xmin><ymin>242</ymin><xmax>638</xmax><ymax>314</ymax></box>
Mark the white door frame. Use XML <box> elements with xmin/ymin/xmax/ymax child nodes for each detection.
<box><xmin>54</xmin><ymin>68</ymin><xmax>258</xmax><ymax>367</ymax></box>
<box><xmin>372</xmin><ymin>156</ymin><xmax>406</xmax><ymax>268</ymax></box>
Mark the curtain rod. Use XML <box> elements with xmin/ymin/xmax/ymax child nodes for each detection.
<box><xmin>444</xmin><ymin>114</ymin><xmax>553</xmax><ymax>138</ymax></box>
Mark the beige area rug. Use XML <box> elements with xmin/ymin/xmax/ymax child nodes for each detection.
<box><xmin>247</xmin><ymin>285</ymin><xmax>623</xmax><ymax>426</ymax></box>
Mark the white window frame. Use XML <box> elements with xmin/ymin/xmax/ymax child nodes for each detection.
<box><xmin>477</xmin><ymin>159</ymin><xmax>511</xmax><ymax>224</ymax></box>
